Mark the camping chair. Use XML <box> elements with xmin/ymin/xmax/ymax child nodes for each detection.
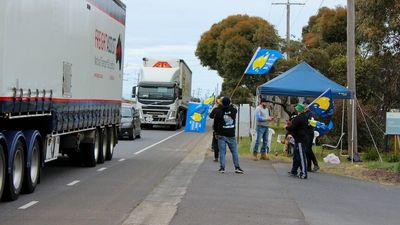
<box><xmin>321</xmin><ymin>132</ymin><xmax>345</xmax><ymax>156</ymax></box>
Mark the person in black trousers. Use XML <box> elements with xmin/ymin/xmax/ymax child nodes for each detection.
<box><xmin>209</xmin><ymin>97</ymin><xmax>223</xmax><ymax>162</ymax></box>
<box><xmin>303</xmin><ymin>100</ymin><xmax>320</xmax><ymax>172</ymax></box>
<box><xmin>285</xmin><ymin>103</ymin><xmax>309</xmax><ymax>179</ymax></box>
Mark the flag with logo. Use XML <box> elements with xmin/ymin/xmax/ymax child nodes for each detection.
<box><xmin>308</xmin><ymin>119</ymin><xmax>334</xmax><ymax>136</ymax></box>
<box><xmin>309</xmin><ymin>88</ymin><xmax>334</xmax><ymax>118</ymax></box>
<box><xmin>244</xmin><ymin>47</ymin><xmax>283</xmax><ymax>75</ymax></box>
<box><xmin>184</xmin><ymin>102</ymin><xmax>210</xmax><ymax>133</ymax></box>
<box><xmin>203</xmin><ymin>95</ymin><xmax>215</xmax><ymax>106</ymax></box>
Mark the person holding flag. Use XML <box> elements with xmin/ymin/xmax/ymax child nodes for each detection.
<box><xmin>213</xmin><ymin>97</ymin><xmax>244</xmax><ymax>174</ymax></box>
<box><xmin>286</xmin><ymin>103</ymin><xmax>309</xmax><ymax>179</ymax></box>
<box><xmin>303</xmin><ymin>100</ymin><xmax>320</xmax><ymax>172</ymax></box>
<box><xmin>209</xmin><ymin>96</ymin><xmax>223</xmax><ymax>162</ymax></box>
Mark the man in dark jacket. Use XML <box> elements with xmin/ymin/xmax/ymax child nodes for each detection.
<box><xmin>209</xmin><ymin>97</ymin><xmax>223</xmax><ymax>162</ymax></box>
<box><xmin>214</xmin><ymin>96</ymin><xmax>244</xmax><ymax>174</ymax></box>
<box><xmin>303</xmin><ymin>100</ymin><xmax>320</xmax><ymax>172</ymax></box>
<box><xmin>285</xmin><ymin>103</ymin><xmax>309</xmax><ymax>179</ymax></box>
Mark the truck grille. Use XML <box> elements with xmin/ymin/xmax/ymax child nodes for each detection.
<box><xmin>143</xmin><ymin>111</ymin><xmax>167</xmax><ymax>116</ymax></box>
<box><xmin>142</xmin><ymin>106</ymin><xmax>169</xmax><ymax>110</ymax></box>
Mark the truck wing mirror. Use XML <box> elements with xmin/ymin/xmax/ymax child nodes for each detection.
<box><xmin>132</xmin><ymin>86</ymin><xmax>137</xmax><ymax>98</ymax></box>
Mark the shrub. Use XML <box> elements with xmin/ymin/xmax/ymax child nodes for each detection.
<box><xmin>363</xmin><ymin>148</ymin><xmax>380</xmax><ymax>161</ymax></box>
<box><xmin>394</xmin><ymin>163</ymin><xmax>400</xmax><ymax>174</ymax></box>
<box><xmin>385</xmin><ymin>154</ymin><xmax>400</xmax><ymax>163</ymax></box>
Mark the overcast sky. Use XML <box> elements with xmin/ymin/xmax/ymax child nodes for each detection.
<box><xmin>122</xmin><ymin>0</ymin><xmax>346</xmax><ymax>99</ymax></box>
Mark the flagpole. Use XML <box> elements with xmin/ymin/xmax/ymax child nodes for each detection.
<box><xmin>230</xmin><ymin>47</ymin><xmax>260</xmax><ymax>99</ymax></box>
<box><xmin>230</xmin><ymin>72</ymin><xmax>246</xmax><ymax>99</ymax></box>
<box><xmin>307</xmin><ymin>88</ymin><xmax>331</xmax><ymax>108</ymax></box>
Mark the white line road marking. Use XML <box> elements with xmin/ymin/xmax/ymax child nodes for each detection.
<box><xmin>134</xmin><ymin>131</ymin><xmax>184</xmax><ymax>155</ymax></box>
<box><xmin>67</xmin><ymin>180</ymin><xmax>80</xmax><ymax>186</ymax></box>
<box><xmin>18</xmin><ymin>201</ymin><xmax>39</xmax><ymax>209</ymax></box>
<box><xmin>97</xmin><ymin>167</ymin><xmax>107</xmax><ymax>172</ymax></box>
<box><xmin>119</xmin><ymin>158</ymin><xmax>126</xmax><ymax>162</ymax></box>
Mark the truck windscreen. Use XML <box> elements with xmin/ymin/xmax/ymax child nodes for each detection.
<box><xmin>138</xmin><ymin>86</ymin><xmax>175</xmax><ymax>100</ymax></box>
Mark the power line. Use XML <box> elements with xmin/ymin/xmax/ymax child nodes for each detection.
<box><xmin>291</xmin><ymin>0</ymin><xmax>309</xmax><ymax>29</ymax></box>
<box><xmin>272</xmin><ymin>0</ymin><xmax>305</xmax><ymax>59</ymax></box>
<box><xmin>319</xmin><ymin>0</ymin><xmax>325</xmax><ymax>9</ymax></box>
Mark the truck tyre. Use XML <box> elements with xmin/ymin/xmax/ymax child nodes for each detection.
<box><xmin>177</xmin><ymin>112</ymin><xmax>183</xmax><ymax>129</ymax></box>
<box><xmin>105</xmin><ymin>127</ymin><xmax>115</xmax><ymax>161</ymax></box>
<box><xmin>0</xmin><ymin>144</ymin><xmax>5</xmax><ymax>200</ymax></box>
<box><xmin>3</xmin><ymin>140</ymin><xmax>25</xmax><ymax>201</ymax></box>
<box><xmin>23</xmin><ymin>140</ymin><xmax>40</xmax><ymax>194</ymax></box>
<box><xmin>83</xmin><ymin>130</ymin><xmax>99</xmax><ymax>167</ymax></box>
<box><xmin>129</xmin><ymin>127</ymin><xmax>135</xmax><ymax>140</ymax></box>
<box><xmin>97</xmin><ymin>129</ymin><xmax>106</xmax><ymax>164</ymax></box>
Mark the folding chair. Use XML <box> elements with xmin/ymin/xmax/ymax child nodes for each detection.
<box><xmin>321</xmin><ymin>132</ymin><xmax>345</xmax><ymax>156</ymax></box>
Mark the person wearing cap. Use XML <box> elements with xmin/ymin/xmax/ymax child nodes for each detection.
<box><xmin>253</xmin><ymin>98</ymin><xmax>274</xmax><ymax>160</ymax></box>
<box><xmin>303</xmin><ymin>100</ymin><xmax>320</xmax><ymax>172</ymax></box>
<box><xmin>285</xmin><ymin>103</ymin><xmax>309</xmax><ymax>179</ymax></box>
<box><xmin>209</xmin><ymin>96</ymin><xmax>223</xmax><ymax>162</ymax></box>
<box><xmin>213</xmin><ymin>96</ymin><xmax>244</xmax><ymax>174</ymax></box>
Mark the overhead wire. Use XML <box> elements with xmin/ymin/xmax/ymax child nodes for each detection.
<box><xmin>291</xmin><ymin>0</ymin><xmax>309</xmax><ymax>30</ymax></box>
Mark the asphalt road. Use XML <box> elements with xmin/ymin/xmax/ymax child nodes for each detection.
<box><xmin>0</xmin><ymin>127</ymin><xmax>202</xmax><ymax>225</ymax></box>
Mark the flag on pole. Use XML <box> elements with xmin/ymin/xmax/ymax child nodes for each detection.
<box><xmin>184</xmin><ymin>102</ymin><xmax>210</xmax><ymax>133</ymax></box>
<box><xmin>308</xmin><ymin>119</ymin><xmax>334</xmax><ymax>136</ymax></box>
<box><xmin>244</xmin><ymin>47</ymin><xmax>283</xmax><ymax>75</ymax></box>
<box><xmin>203</xmin><ymin>95</ymin><xmax>215</xmax><ymax>106</ymax></box>
<box><xmin>309</xmin><ymin>88</ymin><xmax>334</xmax><ymax>118</ymax></box>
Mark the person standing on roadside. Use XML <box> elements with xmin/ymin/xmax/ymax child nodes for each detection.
<box><xmin>214</xmin><ymin>96</ymin><xmax>244</xmax><ymax>174</ymax></box>
<box><xmin>209</xmin><ymin>97</ymin><xmax>223</xmax><ymax>162</ymax></box>
<box><xmin>303</xmin><ymin>100</ymin><xmax>320</xmax><ymax>172</ymax></box>
<box><xmin>285</xmin><ymin>103</ymin><xmax>309</xmax><ymax>179</ymax></box>
<box><xmin>253</xmin><ymin>98</ymin><xmax>274</xmax><ymax>161</ymax></box>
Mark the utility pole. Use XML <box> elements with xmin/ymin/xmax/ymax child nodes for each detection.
<box><xmin>347</xmin><ymin>0</ymin><xmax>358</xmax><ymax>159</ymax></box>
<box><xmin>272</xmin><ymin>0</ymin><xmax>304</xmax><ymax>59</ymax></box>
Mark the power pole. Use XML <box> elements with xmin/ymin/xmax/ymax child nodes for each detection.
<box><xmin>272</xmin><ymin>0</ymin><xmax>304</xmax><ymax>60</ymax></box>
<box><xmin>347</xmin><ymin>0</ymin><xmax>358</xmax><ymax>159</ymax></box>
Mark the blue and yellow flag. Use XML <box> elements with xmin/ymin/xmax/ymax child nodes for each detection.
<box><xmin>244</xmin><ymin>47</ymin><xmax>283</xmax><ymax>75</ymax></box>
<box><xmin>308</xmin><ymin>119</ymin><xmax>334</xmax><ymax>136</ymax></box>
<box><xmin>185</xmin><ymin>102</ymin><xmax>210</xmax><ymax>133</ymax></box>
<box><xmin>203</xmin><ymin>95</ymin><xmax>215</xmax><ymax>106</ymax></box>
<box><xmin>309</xmin><ymin>89</ymin><xmax>334</xmax><ymax>118</ymax></box>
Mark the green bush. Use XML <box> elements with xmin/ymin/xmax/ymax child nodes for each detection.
<box><xmin>394</xmin><ymin>163</ymin><xmax>400</xmax><ymax>174</ymax></box>
<box><xmin>384</xmin><ymin>154</ymin><xmax>400</xmax><ymax>163</ymax></box>
<box><xmin>363</xmin><ymin>148</ymin><xmax>380</xmax><ymax>161</ymax></box>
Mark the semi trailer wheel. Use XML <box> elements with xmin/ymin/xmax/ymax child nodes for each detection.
<box><xmin>23</xmin><ymin>140</ymin><xmax>40</xmax><ymax>194</ymax></box>
<box><xmin>3</xmin><ymin>140</ymin><xmax>25</xmax><ymax>201</ymax></box>
<box><xmin>105</xmin><ymin>127</ymin><xmax>114</xmax><ymax>161</ymax></box>
<box><xmin>97</xmin><ymin>129</ymin><xmax>107</xmax><ymax>164</ymax></box>
<box><xmin>83</xmin><ymin>130</ymin><xmax>99</xmax><ymax>167</ymax></box>
<box><xmin>0</xmin><ymin>144</ymin><xmax>5</xmax><ymax>200</ymax></box>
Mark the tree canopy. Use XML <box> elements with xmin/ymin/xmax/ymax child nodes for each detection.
<box><xmin>196</xmin><ymin>15</ymin><xmax>280</xmax><ymax>102</ymax></box>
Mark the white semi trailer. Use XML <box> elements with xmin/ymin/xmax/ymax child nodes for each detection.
<box><xmin>132</xmin><ymin>58</ymin><xmax>192</xmax><ymax>130</ymax></box>
<box><xmin>0</xmin><ymin>0</ymin><xmax>126</xmax><ymax>201</ymax></box>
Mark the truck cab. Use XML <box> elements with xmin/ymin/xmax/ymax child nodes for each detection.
<box><xmin>132</xmin><ymin>58</ymin><xmax>192</xmax><ymax>130</ymax></box>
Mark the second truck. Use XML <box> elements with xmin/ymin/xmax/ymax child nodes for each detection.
<box><xmin>132</xmin><ymin>58</ymin><xmax>192</xmax><ymax>130</ymax></box>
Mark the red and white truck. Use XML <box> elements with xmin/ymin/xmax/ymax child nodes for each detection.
<box><xmin>0</xmin><ymin>0</ymin><xmax>126</xmax><ymax>201</ymax></box>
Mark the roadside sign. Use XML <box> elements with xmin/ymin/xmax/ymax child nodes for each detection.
<box><xmin>386</xmin><ymin>112</ymin><xmax>400</xmax><ymax>135</ymax></box>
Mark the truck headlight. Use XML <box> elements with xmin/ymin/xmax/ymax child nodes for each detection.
<box><xmin>139</xmin><ymin>109</ymin><xmax>143</xmax><ymax>119</ymax></box>
<box><xmin>168</xmin><ymin>110</ymin><xmax>176</xmax><ymax>120</ymax></box>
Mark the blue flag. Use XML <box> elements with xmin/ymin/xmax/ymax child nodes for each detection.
<box><xmin>244</xmin><ymin>47</ymin><xmax>283</xmax><ymax>75</ymax></box>
<box><xmin>308</xmin><ymin>119</ymin><xmax>334</xmax><ymax>136</ymax></box>
<box><xmin>184</xmin><ymin>102</ymin><xmax>210</xmax><ymax>133</ymax></box>
<box><xmin>309</xmin><ymin>89</ymin><xmax>334</xmax><ymax>118</ymax></box>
